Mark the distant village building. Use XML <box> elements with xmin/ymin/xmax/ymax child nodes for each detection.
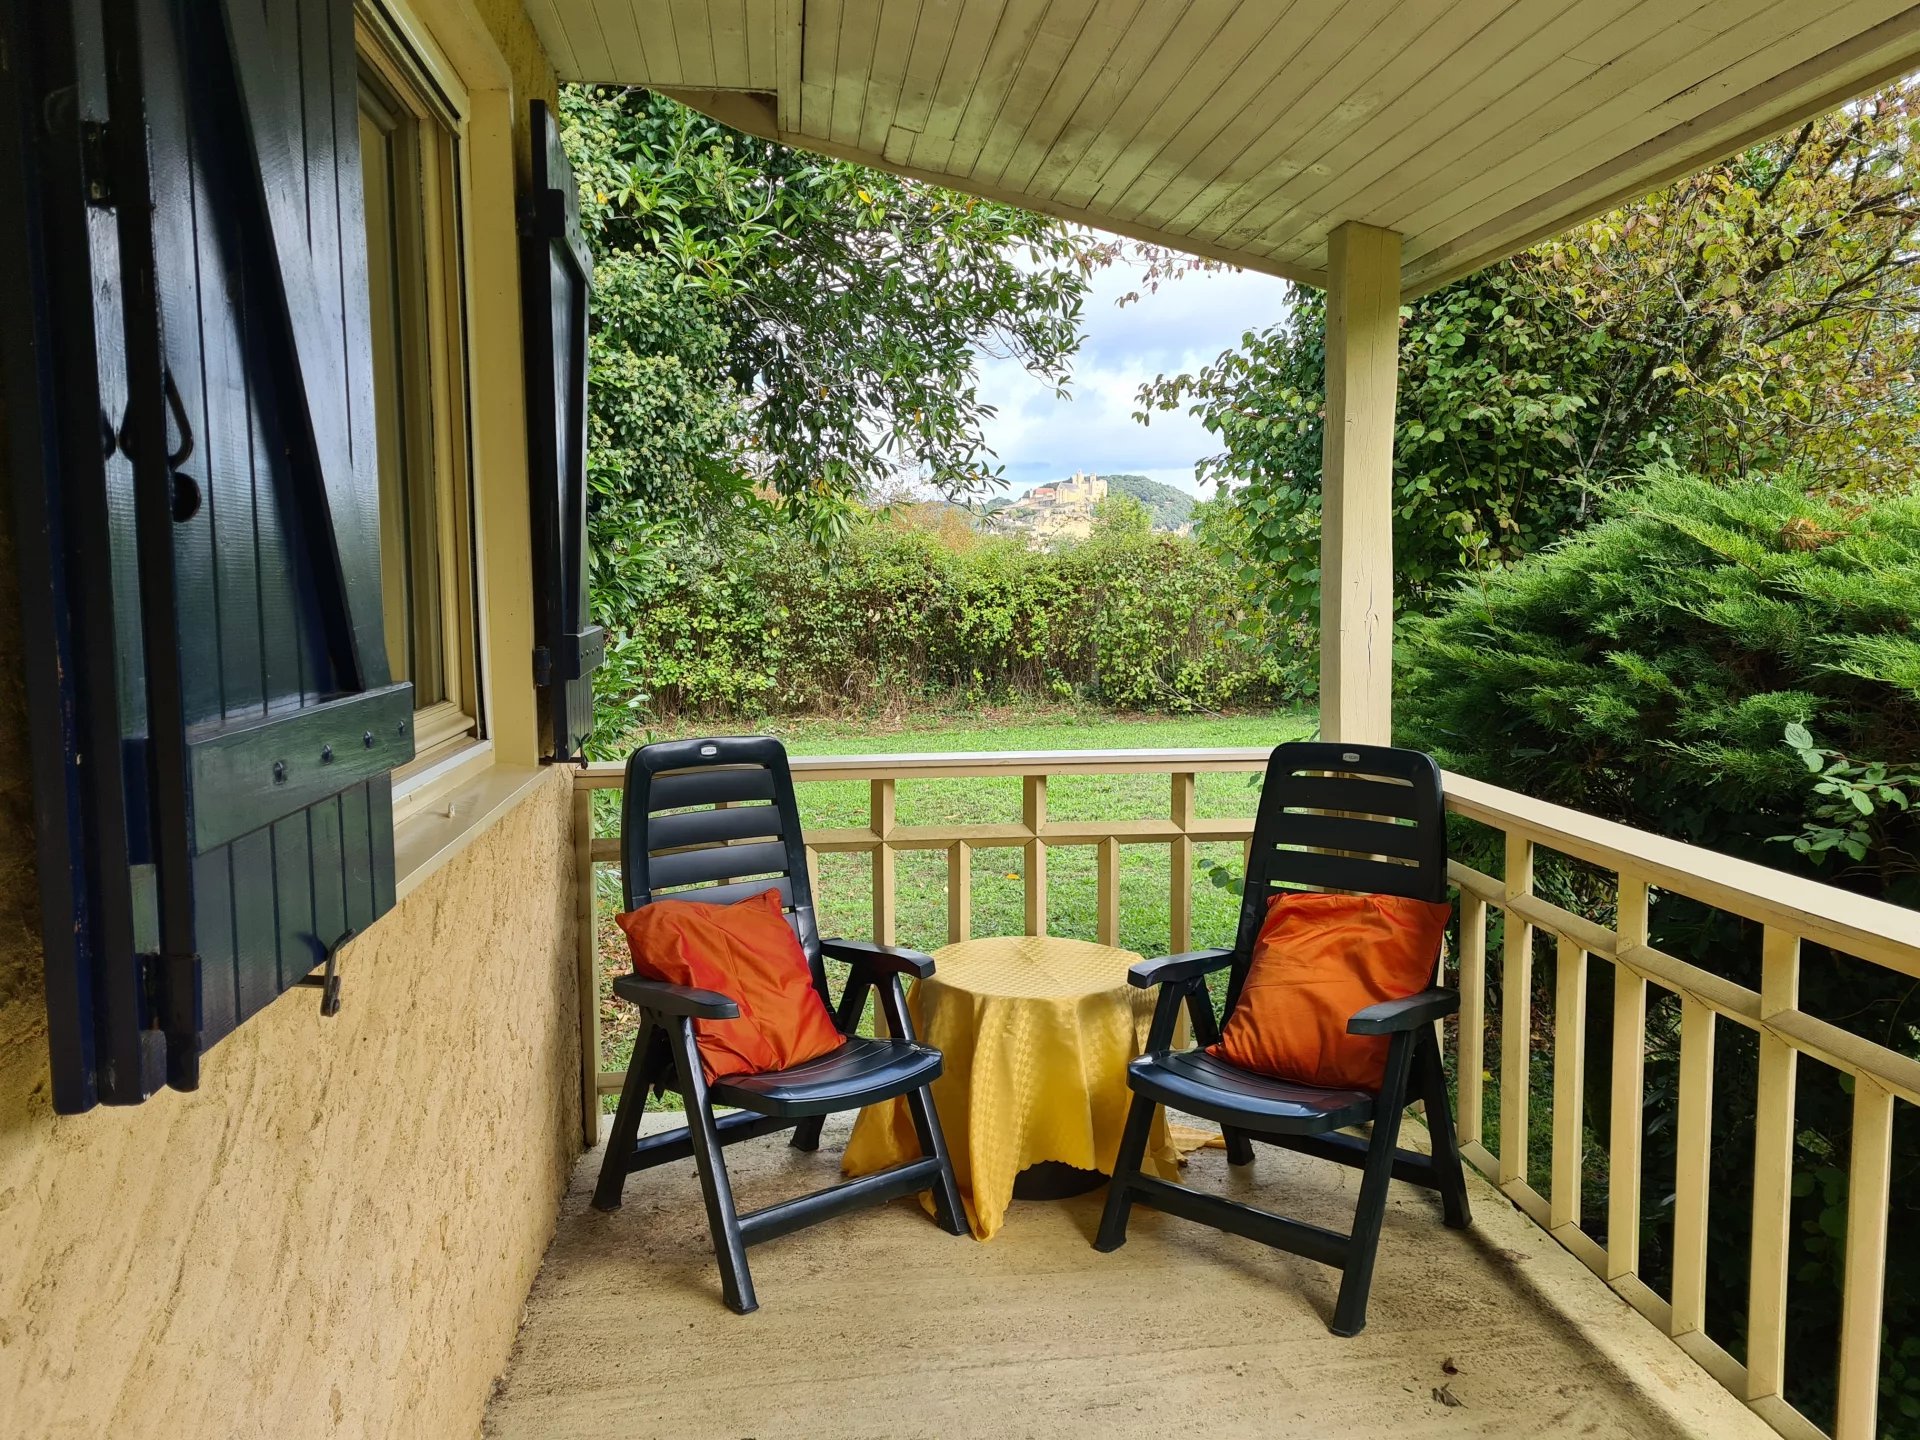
<box><xmin>994</xmin><ymin>471</ymin><xmax>1107</xmax><ymax>545</ymax></box>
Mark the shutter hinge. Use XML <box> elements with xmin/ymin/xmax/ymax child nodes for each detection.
<box><xmin>81</xmin><ymin>121</ymin><xmax>113</xmax><ymax>207</ymax></box>
<box><xmin>532</xmin><ymin>645</ymin><xmax>552</xmax><ymax>687</ymax></box>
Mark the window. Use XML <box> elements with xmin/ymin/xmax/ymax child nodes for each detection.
<box><xmin>357</xmin><ymin>16</ymin><xmax>480</xmax><ymax>773</ymax></box>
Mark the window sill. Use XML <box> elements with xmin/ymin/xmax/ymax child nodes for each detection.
<box><xmin>393</xmin><ymin>760</ymin><xmax>552</xmax><ymax>900</ymax></box>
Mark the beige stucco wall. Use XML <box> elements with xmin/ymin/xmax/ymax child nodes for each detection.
<box><xmin>0</xmin><ymin>504</ymin><xmax>583</xmax><ymax>1435</ymax></box>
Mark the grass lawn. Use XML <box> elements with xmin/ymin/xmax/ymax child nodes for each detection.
<box><xmin>594</xmin><ymin>703</ymin><xmax>1314</xmax><ymax>1098</ymax></box>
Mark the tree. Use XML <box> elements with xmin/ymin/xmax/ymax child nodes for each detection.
<box><xmin>1141</xmin><ymin>80</ymin><xmax>1920</xmax><ymax>639</ymax></box>
<box><xmin>561</xmin><ymin>87</ymin><xmax>1118</xmax><ymax>522</ymax></box>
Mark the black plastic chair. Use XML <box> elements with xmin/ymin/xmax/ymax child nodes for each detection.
<box><xmin>593</xmin><ymin>736</ymin><xmax>966</xmax><ymax>1313</ymax></box>
<box><xmin>1094</xmin><ymin>741</ymin><xmax>1471</xmax><ymax>1336</ymax></box>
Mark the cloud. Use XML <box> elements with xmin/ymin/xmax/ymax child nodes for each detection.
<box><xmin>975</xmin><ymin>250</ymin><xmax>1292</xmax><ymax>498</ymax></box>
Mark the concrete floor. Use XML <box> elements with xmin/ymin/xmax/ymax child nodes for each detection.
<box><xmin>484</xmin><ymin>1114</ymin><xmax>1772</xmax><ymax>1440</ymax></box>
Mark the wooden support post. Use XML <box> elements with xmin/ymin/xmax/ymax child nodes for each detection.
<box><xmin>1319</xmin><ymin>221</ymin><xmax>1402</xmax><ymax>747</ymax></box>
<box><xmin>1550</xmin><ymin>935</ymin><xmax>1587</xmax><ymax>1231</ymax></box>
<box><xmin>1170</xmin><ymin>772</ymin><xmax>1196</xmax><ymax>954</ymax></box>
<box><xmin>1023</xmin><ymin>775</ymin><xmax>1047</xmax><ymax>937</ymax></box>
<box><xmin>573</xmin><ymin>786</ymin><xmax>600</xmax><ymax>1148</ymax></box>
<box><xmin>871</xmin><ymin>778</ymin><xmax>896</xmax><ymax>946</ymax></box>
<box><xmin>1456</xmin><ymin>891</ymin><xmax>1488</xmax><ymax>1148</ymax></box>
<box><xmin>1836</xmin><ymin>1078</ymin><xmax>1894</xmax><ymax>1440</ymax></box>
<box><xmin>1097</xmin><ymin>836</ymin><xmax>1121</xmax><ymax>947</ymax></box>
<box><xmin>1608</xmin><ymin>876</ymin><xmax>1649</xmax><ymax>1281</ymax></box>
<box><xmin>1498</xmin><ymin>832</ymin><xmax>1534</xmax><ymax>1188</ymax></box>
<box><xmin>1670</xmin><ymin>997</ymin><xmax>1715</xmax><ymax>1338</ymax></box>
<box><xmin>1747</xmin><ymin>926</ymin><xmax>1801</xmax><ymax>1402</ymax></box>
<box><xmin>947</xmin><ymin>840</ymin><xmax>972</xmax><ymax>946</ymax></box>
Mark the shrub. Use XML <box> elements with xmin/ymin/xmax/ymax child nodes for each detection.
<box><xmin>1398</xmin><ymin>469</ymin><xmax>1920</xmax><ymax>1433</ymax></box>
<box><xmin>590</xmin><ymin>505</ymin><xmax>1291</xmax><ymax>746</ymax></box>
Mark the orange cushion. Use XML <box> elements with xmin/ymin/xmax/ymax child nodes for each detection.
<box><xmin>615</xmin><ymin>888</ymin><xmax>843</xmax><ymax>1084</ymax></box>
<box><xmin>1209</xmin><ymin>890</ymin><xmax>1452</xmax><ymax>1091</ymax></box>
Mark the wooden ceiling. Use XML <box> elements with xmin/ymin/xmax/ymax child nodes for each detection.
<box><xmin>522</xmin><ymin>1</ymin><xmax>1920</xmax><ymax>293</ymax></box>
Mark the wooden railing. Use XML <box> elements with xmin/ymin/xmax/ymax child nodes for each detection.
<box><xmin>570</xmin><ymin>751</ymin><xmax>1920</xmax><ymax>1440</ymax></box>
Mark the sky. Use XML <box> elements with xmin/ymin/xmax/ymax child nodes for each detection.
<box><xmin>971</xmin><ymin>249</ymin><xmax>1293</xmax><ymax>501</ymax></box>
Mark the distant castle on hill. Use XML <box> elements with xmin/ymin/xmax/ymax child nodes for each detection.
<box><xmin>991</xmin><ymin>471</ymin><xmax>1107</xmax><ymax>544</ymax></box>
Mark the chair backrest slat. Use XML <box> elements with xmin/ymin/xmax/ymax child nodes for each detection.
<box><xmin>1224</xmin><ymin>742</ymin><xmax>1448</xmax><ymax>1024</ymax></box>
<box><xmin>648</xmin><ymin>840</ymin><xmax>792</xmax><ymax>894</ymax></box>
<box><xmin>646</xmin><ymin>803</ymin><xmax>782</xmax><ymax>851</ymax></box>
<box><xmin>621</xmin><ymin>737</ymin><xmax>825</xmax><ymax>999</ymax></box>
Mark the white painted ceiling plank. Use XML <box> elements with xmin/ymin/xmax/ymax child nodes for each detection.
<box><xmin>706</xmin><ymin>0</ymin><xmax>751</xmax><ymax>89</ymax></box>
<box><xmin>938</xmin><ymin>0</ymin><xmax>1057</xmax><ymax>176</ymax></box>
<box><xmin>1046</xmin><ymin>0</ymin><xmax>1244</xmax><ymax>209</ymax></box>
<box><xmin>802</xmin><ymin>0</ymin><xmax>846</xmax><ymax>136</ymax></box>
<box><xmin>1112</xmin><ymin>0</ymin><xmax>1347</xmax><ymax>231</ymax></box>
<box><xmin>963</xmin><ymin>0</ymin><xmax>1101</xmax><ymax>181</ymax></box>
<box><xmin>1398</xmin><ymin>0</ymin><xmax>1895</xmax><ymax>260</ymax></box>
<box><xmin>888</xmin><ymin>0</ymin><xmax>967</xmax><ymax>143</ymax></box>
<box><xmin>857</xmin><ymin>0</ymin><xmax>927</xmax><ymax>153</ymax></box>
<box><xmin>524</xmin><ymin>0</ymin><xmax>582</xmax><ymax>79</ymax></box>
<box><xmin>628</xmin><ymin>2</ymin><xmax>683</xmax><ymax>86</ymax></box>
<box><xmin>830</xmin><ymin>0</ymin><xmax>885</xmax><ymax>147</ymax></box>
<box><xmin>1085</xmin><ymin>0</ymin><xmax>1299</xmax><ymax>215</ymax></box>
<box><xmin>1408</xmin><ymin>1</ymin><xmax>1920</xmax><ymax>286</ymax></box>
<box><xmin>908</xmin><ymin>0</ymin><xmax>1015</xmax><ymax>171</ymax></box>
<box><xmin>562</xmin><ymin>0</ymin><xmax>619</xmax><ymax>80</ymax></box>
<box><xmin>1247</xmin><ymin>0</ymin><xmax>1597</xmax><ymax>262</ymax></box>
<box><xmin>590</xmin><ymin>0</ymin><xmax>650</xmax><ymax>79</ymax></box>
<box><xmin>1117</xmin><ymin>0</ymin><xmax>1375</xmax><ymax>233</ymax></box>
<box><xmin>1011</xmin><ymin>0</ymin><xmax>1184</xmax><ymax>196</ymax></box>
<box><xmin>982</xmin><ymin>0</ymin><xmax>1146</xmax><ymax>190</ymax></box>
<box><xmin>744</xmin><ymin>0</ymin><xmax>779</xmax><ymax>90</ymax></box>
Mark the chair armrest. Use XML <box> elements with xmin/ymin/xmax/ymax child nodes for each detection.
<box><xmin>612</xmin><ymin>975</ymin><xmax>740</xmax><ymax>1020</ymax></box>
<box><xmin>1129</xmin><ymin>948</ymin><xmax>1235</xmax><ymax>989</ymax></box>
<box><xmin>1347</xmin><ymin>987</ymin><xmax>1459</xmax><ymax>1035</ymax></box>
<box><xmin>819</xmin><ymin>937</ymin><xmax>936</xmax><ymax>979</ymax></box>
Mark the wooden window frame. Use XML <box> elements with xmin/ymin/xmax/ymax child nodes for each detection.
<box><xmin>355</xmin><ymin>6</ymin><xmax>483</xmax><ymax>790</ymax></box>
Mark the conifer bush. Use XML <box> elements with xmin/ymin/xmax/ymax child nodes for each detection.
<box><xmin>1399</xmin><ymin>470</ymin><xmax>1920</xmax><ymax>1432</ymax></box>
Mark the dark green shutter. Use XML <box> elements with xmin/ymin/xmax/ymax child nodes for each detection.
<box><xmin>521</xmin><ymin>99</ymin><xmax>604</xmax><ymax>763</ymax></box>
<box><xmin>0</xmin><ymin>0</ymin><xmax>410</xmax><ymax>1111</ymax></box>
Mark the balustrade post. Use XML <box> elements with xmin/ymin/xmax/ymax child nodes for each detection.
<box><xmin>1499</xmin><ymin>832</ymin><xmax>1534</xmax><ymax>1188</ymax></box>
<box><xmin>947</xmin><ymin>841</ymin><xmax>972</xmax><ymax>945</ymax></box>
<box><xmin>1670</xmin><ymin>997</ymin><xmax>1715</xmax><ymax>1338</ymax></box>
<box><xmin>1023</xmin><ymin>775</ymin><xmax>1047</xmax><ymax>936</ymax></box>
<box><xmin>1097</xmin><ymin>836</ymin><xmax>1121</xmax><ymax>947</ymax></box>
<box><xmin>1550</xmin><ymin>934</ymin><xmax>1587</xmax><ymax>1231</ymax></box>
<box><xmin>1836</xmin><ymin>1078</ymin><xmax>1894</xmax><ymax>1440</ymax></box>
<box><xmin>871</xmin><ymin>778</ymin><xmax>897</xmax><ymax>947</ymax></box>
<box><xmin>1747</xmin><ymin>926</ymin><xmax>1801</xmax><ymax>1402</ymax></box>
<box><xmin>1607</xmin><ymin>876</ymin><xmax>1649</xmax><ymax>1281</ymax></box>
<box><xmin>1170</xmin><ymin>772</ymin><xmax>1196</xmax><ymax>954</ymax></box>
<box><xmin>1456</xmin><ymin>891</ymin><xmax>1488</xmax><ymax>1149</ymax></box>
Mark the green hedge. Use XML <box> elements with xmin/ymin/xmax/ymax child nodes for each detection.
<box><xmin>592</xmin><ymin>509</ymin><xmax>1295</xmax><ymax>740</ymax></box>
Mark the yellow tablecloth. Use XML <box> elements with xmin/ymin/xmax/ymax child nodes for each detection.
<box><xmin>842</xmin><ymin>935</ymin><xmax>1182</xmax><ymax>1239</ymax></box>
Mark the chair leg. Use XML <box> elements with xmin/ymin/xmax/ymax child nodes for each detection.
<box><xmin>593</xmin><ymin>1022</ymin><xmax>667</xmax><ymax>1212</ymax></box>
<box><xmin>1222</xmin><ymin>1127</ymin><xmax>1256</xmax><ymax>1166</ymax></box>
<box><xmin>902</xmin><ymin>1078</ymin><xmax>967</xmax><ymax>1235</ymax></box>
<box><xmin>1094</xmin><ymin>1091</ymin><xmax>1157</xmax><ymax>1252</ymax></box>
<box><xmin>788</xmin><ymin>1115</ymin><xmax>825</xmax><ymax>1152</ymax></box>
<box><xmin>665</xmin><ymin>1017</ymin><xmax>758</xmax><ymax>1315</ymax></box>
<box><xmin>1332</xmin><ymin>1034</ymin><xmax>1417</xmax><ymax>1337</ymax></box>
<box><xmin>1415</xmin><ymin>1032</ymin><xmax>1472</xmax><ymax>1230</ymax></box>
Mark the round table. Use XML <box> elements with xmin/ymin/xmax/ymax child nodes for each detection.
<box><xmin>841</xmin><ymin>935</ymin><xmax>1183</xmax><ymax>1239</ymax></box>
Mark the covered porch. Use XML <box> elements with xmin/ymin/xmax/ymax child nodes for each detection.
<box><xmin>2</xmin><ymin>3</ymin><xmax>1916</xmax><ymax>1438</ymax></box>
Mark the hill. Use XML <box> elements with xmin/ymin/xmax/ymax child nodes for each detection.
<box><xmin>1101</xmin><ymin>473</ymin><xmax>1195</xmax><ymax>531</ymax></box>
